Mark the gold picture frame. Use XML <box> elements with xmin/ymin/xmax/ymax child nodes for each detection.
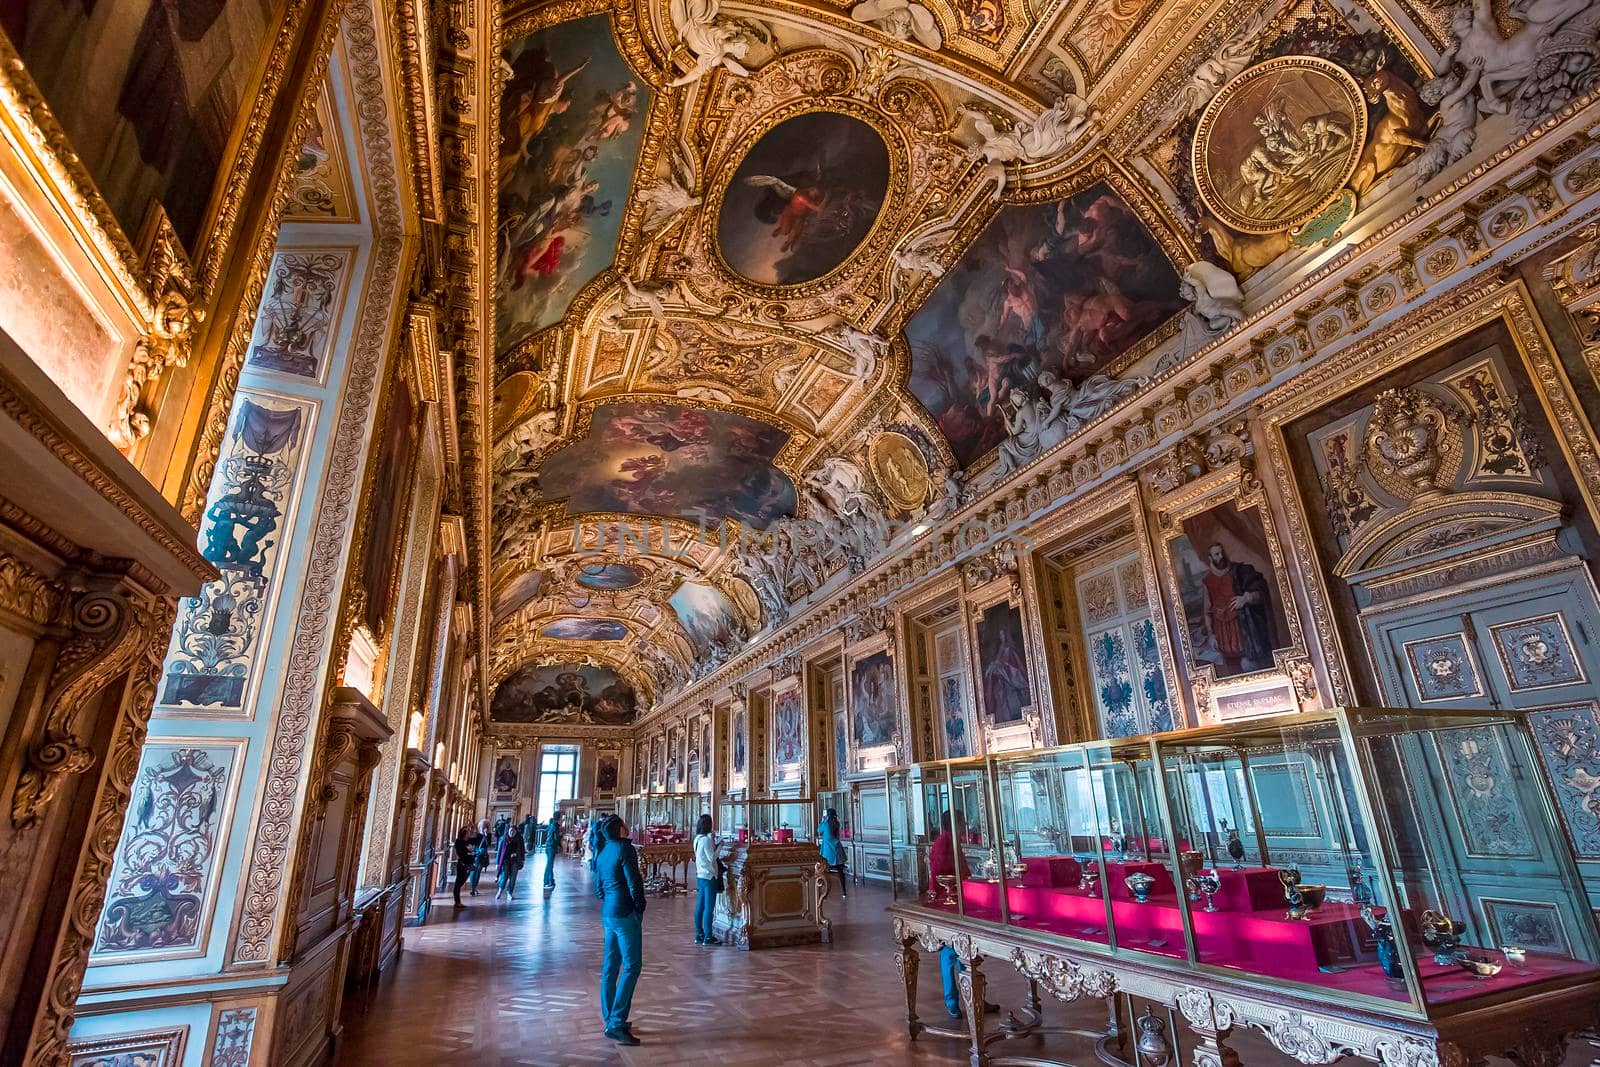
<box><xmin>1152</xmin><ymin>460</ymin><xmax>1310</xmax><ymax>723</ymax></box>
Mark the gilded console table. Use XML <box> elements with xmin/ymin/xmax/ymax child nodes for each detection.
<box><xmin>717</xmin><ymin>841</ymin><xmax>833</xmax><ymax>950</ymax></box>
<box><xmin>889</xmin><ymin>904</ymin><xmax>1600</xmax><ymax>1067</ymax></box>
<box><xmin>639</xmin><ymin>840</ymin><xmax>693</xmax><ymax>896</ymax></box>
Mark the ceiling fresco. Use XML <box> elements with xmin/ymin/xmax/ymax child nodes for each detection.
<box><xmin>905</xmin><ymin>183</ymin><xmax>1187</xmax><ymax>468</ymax></box>
<box><xmin>536</xmin><ymin>403</ymin><xmax>797</xmax><ymax>527</ymax></box>
<box><xmin>496</xmin><ymin>15</ymin><xmax>652</xmax><ymax>352</ymax></box>
<box><xmin>491</xmin><ymin>662</ymin><xmax>640</xmax><ymax>724</ymax></box>
<box><xmin>481</xmin><ymin>0</ymin><xmax>1477</xmax><ymax>719</ymax></box>
<box><xmin>716</xmin><ymin>111</ymin><xmax>891</xmax><ymax>286</ymax></box>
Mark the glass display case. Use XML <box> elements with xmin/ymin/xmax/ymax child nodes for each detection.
<box><xmin>816</xmin><ymin>789</ymin><xmax>852</xmax><ymax>842</ymax></box>
<box><xmin>719</xmin><ymin>797</ymin><xmax>816</xmax><ymax>843</ymax></box>
<box><xmin>888</xmin><ymin>708</ymin><xmax>1600</xmax><ymax>1018</ymax></box>
<box><xmin>617</xmin><ymin>792</ymin><xmax>705</xmax><ymax>843</ymax></box>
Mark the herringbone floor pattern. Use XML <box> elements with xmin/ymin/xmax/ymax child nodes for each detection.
<box><xmin>337</xmin><ymin>855</ymin><xmax>1109</xmax><ymax>1065</ymax></box>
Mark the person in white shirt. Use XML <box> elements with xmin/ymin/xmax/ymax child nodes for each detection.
<box><xmin>692</xmin><ymin>814</ymin><xmax>722</xmax><ymax>945</ymax></box>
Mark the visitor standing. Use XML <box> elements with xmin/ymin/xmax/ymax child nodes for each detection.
<box><xmin>544</xmin><ymin>810</ymin><xmax>563</xmax><ymax>891</ymax></box>
<box><xmin>496</xmin><ymin>826</ymin><xmax>526</xmax><ymax>901</ymax></box>
<box><xmin>930</xmin><ymin>811</ymin><xmax>999</xmax><ymax>1019</ymax></box>
<box><xmin>692</xmin><ymin>813</ymin><xmax>721</xmax><ymax>945</ymax></box>
<box><xmin>593</xmin><ymin>814</ymin><xmax>646</xmax><ymax>1045</ymax></box>
<box><xmin>520</xmin><ymin>813</ymin><xmax>538</xmax><ymax>853</ymax></box>
<box><xmin>469</xmin><ymin>818</ymin><xmax>492</xmax><ymax>896</ymax></box>
<box><xmin>452</xmin><ymin>823</ymin><xmax>478</xmax><ymax>908</ymax></box>
<box><xmin>818</xmin><ymin>807</ymin><xmax>848</xmax><ymax>899</ymax></box>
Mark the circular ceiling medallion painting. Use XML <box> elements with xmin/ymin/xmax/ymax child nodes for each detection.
<box><xmin>541</xmin><ymin>618</ymin><xmax>629</xmax><ymax>641</ymax></box>
<box><xmin>1191</xmin><ymin>56</ymin><xmax>1366</xmax><ymax>235</ymax></box>
<box><xmin>577</xmin><ymin>563</ymin><xmax>645</xmax><ymax>590</ymax></box>
<box><xmin>716</xmin><ymin>112</ymin><xmax>890</xmax><ymax>286</ymax></box>
<box><xmin>868</xmin><ymin>431</ymin><xmax>931</xmax><ymax>512</ymax></box>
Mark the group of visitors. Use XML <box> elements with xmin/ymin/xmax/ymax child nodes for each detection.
<box><xmin>452</xmin><ymin>809</ymin><xmax>564</xmax><ymax>907</ymax></box>
<box><xmin>581</xmin><ymin>806</ymin><xmax>854</xmax><ymax>1046</ymax></box>
<box><xmin>448</xmin><ymin>803</ymin><xmax>859</xmax><ymax>1047</ymax></box>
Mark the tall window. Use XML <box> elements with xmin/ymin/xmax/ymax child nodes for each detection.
<box><xmin>537</xmin><ymin>745</ymin><xmax>580</xmax><ymax>821</ymax></box>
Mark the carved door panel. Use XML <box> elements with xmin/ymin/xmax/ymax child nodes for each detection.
<box><xmin>1369</xmin><ymin>563</ymin><xmax>1600</xmax><ymax>936</ymax></box>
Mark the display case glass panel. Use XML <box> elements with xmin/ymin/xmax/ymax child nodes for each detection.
<box><xmin>887</xmin><ymin>708</ymin><xmax>1600</xmax><ymax>1020</ymax></box>
<box><xmin>719</xmin><ymin>797</ymin><xmax>816</xmax><ymax>843</ymax></box>
<box><xmin>991</xmin><ymin>746</ymin><xmax>1115</xmax><ymax>949</ymax></box>
<box><xmin>628</xmin><ymin>792</ymin><xmax>704</xmax><ymax>841</ymax></box>
<box><xmin>816</xmin><ymin>789</ymin><xmax>851</xmax><ymax>841</ymax></box>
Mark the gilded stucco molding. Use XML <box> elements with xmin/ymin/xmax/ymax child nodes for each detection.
<box><xmin>0</xmin><ymin>362</ymin><xmax>212</xmax><ymax>591</ymax></box>
<box><xmin>0</xmin><ymin>551</ymin><xmax>63</xmax><ymax>628</ymax></box>
<box><xmin>633</xmin><ymin>117</ymin><xmax>1600</xmax><ymax>730</ymax></box>
<box><xmin>179</xmin><ymin>0</ymin><xmax>353</xmax><ymax>522</ymax></box>
<box><xmin>25</xmin><ymin>595</ymin><xmax>174</xmax><ymax>1065</ymax></box>
<box><xmin>229</xmin><ymin>0</ymin><xmax>409</xmax><ymax>967</ymax></box>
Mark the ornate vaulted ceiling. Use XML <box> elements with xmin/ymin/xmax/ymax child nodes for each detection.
<box><xmin>485</xmin><ymin>0</ymin><xmax>1441</xmax><ymax>724</ymax></box>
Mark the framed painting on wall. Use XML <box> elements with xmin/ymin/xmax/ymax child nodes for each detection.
<box><xmin>493</xmin><ymin>754</ymin><xmax>519</xmax><ymax>800</ymax></box>
<box><xmin>975</xmin><ymin>601</ymin><xmax>1032</xmax><ymax>727</ymax></box>
<box><xmin>1154</xmin><ymin>463</ymin><xmax>1309</xmax><ymax>723</ymax></box>
<box><xmin>849</xmin><ymin>650</ymin><xmax>897</xmax><ymax>772</ymax></box>
<box><xmin>730</xmin><ymin>703</ymin><xmax>748</xmax><ymax>788</ymax></box>
<box><xmin>771</xmin><ymin>683</ymin><xmax>804</xmax><ymax>783</ymax></box>
<box><xmin>0</xmin><ymin>0</ymin><xmax>315</xmax><ymax>301</ymax></box>
<box><xmin>595</xmin><ymin>750</ymin><xmax>619</xmax><ymax>798</ymax></box>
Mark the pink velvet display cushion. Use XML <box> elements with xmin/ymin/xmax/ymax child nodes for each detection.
<box><xmin>956</xmin><ymin>879</ymin><xmax>1600</xmax><ymax>1005</ymax></box>
<box><xmin>1210</xmin><ymin>867</ymin><xmax>1287</xmax><ymax>912</ymax></box>
<box><xmin>1104</xmin><ymin>860</ymin><xmax>1173</xmax><ymax>900</ymax></box>
<box><xmin>1020</xmin><ymin>856</ymin><xmax>1083</xmax><ymax>888</ymax></box>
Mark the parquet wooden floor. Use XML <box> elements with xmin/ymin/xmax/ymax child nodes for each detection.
<box><xmin>337</xmin><ymin>857</ymin><xmax>1600</xmax><ymax>1066</ymax></box>
<box><xmin>337</xmin><ymin>854</ymin><xmax>1107</xmax><ymax>1066</ymax></box>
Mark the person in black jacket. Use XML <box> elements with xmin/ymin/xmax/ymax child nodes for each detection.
<box><xmin>452</xmin><ymin>823</ymin><xmax>478</xmax><ymax>908</ymax></box>
<box><xmin>496</xmin><ymin>827</ymin><xmax>527</xmax><ymax>901</ymax></box>
<box><xmin>592</xmin><ymin>814</ymin><xmax>646</xmax><ymax>1046</ymax></box>
<box><xmin>543</xmin><ymin>810</ymin><xmax>563</xmax><ymax>890</ymax></box>
<box><xmin>468</xmin><ymin>818</ymin><xmax>491</xmax><ymax>896</ymax></box>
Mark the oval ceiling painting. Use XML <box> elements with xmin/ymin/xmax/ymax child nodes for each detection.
<box><xmin>717</xmin><ymin>112</ymin><xmax>890</xmax><ymax>286</ymax></box>
<box><xmin>577</xmin><ymin>563</ymin><xmax>645</xmax><ymax>590</ymax></box>
<box><xmin>542</xmin><ymin>618</ymin><xmax>629</xmax><ymax>641</ymax></box>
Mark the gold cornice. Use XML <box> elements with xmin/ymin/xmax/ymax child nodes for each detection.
<box><xmin>0</xmin><ymin>358</ymin><xmax>214</xmax><ymax>591</ymax></box>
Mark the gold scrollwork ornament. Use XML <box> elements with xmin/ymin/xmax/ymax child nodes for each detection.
<box><xmin>12</xmin><ymin>588</ymin><xmax>147</xmax><ymax>829</ymax></box>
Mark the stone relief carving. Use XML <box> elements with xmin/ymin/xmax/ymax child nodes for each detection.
<box><xmin>962</xmin><ymin>96</ymin><xmax>1098</xmax><ymax>196</ymax></box>
<box><xmin>987</xmin><ymin>374</ymin><xmax>1142</xmax><ymax>484</ymax></box>
<box><xmin>851</xmin><ymin>0</ymin><xmax>942</xmax><ymax>49</ymax></box>
<box><xmin>1416</xmin><ymin>0</ymin><xmax>1600</xmax><ymax>182</ymax></box>
<box><xmin>638</xmin><ymin>138</ymin><xmax>702</xmax><ymax>237</ymax></box>
<box><xmin>668</xmin><ymin>0</ymin><xmax>771</xmax><ymax>86</ymax></box>
<box><xmin>1181</xmin><ymin>261</ymin><xmax>1246</xmax><ymax>333</ymax></box>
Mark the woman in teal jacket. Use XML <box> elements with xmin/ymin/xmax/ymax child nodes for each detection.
<box><xmin>818</xmin><ymin>808</ymin><xmax>847</xmax><ymax>899</ymax></box>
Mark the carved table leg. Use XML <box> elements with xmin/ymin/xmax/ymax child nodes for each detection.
<box><xmin>1190</xmin><ymin>1025</ymin><xmax>1240</xmax><ymax>1067</ymax></box>
<box><xmin>1105</xmin><ymin>992</ymin><xmax>1126</xmax><ymax>1057</ymax></box>
<box><xmin>894</xmin><ymin>933</ymin><xmax>923</xmax><ymax>1040</ymax></box>
<box><xmin>958</xmin><ymin>953</ymin><xmax>989</xmax><ymax>1067</ymax></box>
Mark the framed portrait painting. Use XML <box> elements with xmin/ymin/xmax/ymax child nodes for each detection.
<box><xmin>1167</xmin><ymin>499</ymin><xmax>1292</xmax><ymax>681</ymax></box>
<box><xmin>849</xmin><ymin>650</ymin><xmax>896</xmax><ymax>755</ymax></box>
<box><xmin>771</xmin><ymin>685</ymin><xmax>804</xmax><ymax>782</ymax></box>
<box><xmin>1155</xmin><ymin>468</ymin><xmax>1307</xmax><ymax>722</ymax></box>
<box><xmin>975</xmin><ymin>601</ymin><xmax>1032</xmax><ymax>726</ymax></box>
